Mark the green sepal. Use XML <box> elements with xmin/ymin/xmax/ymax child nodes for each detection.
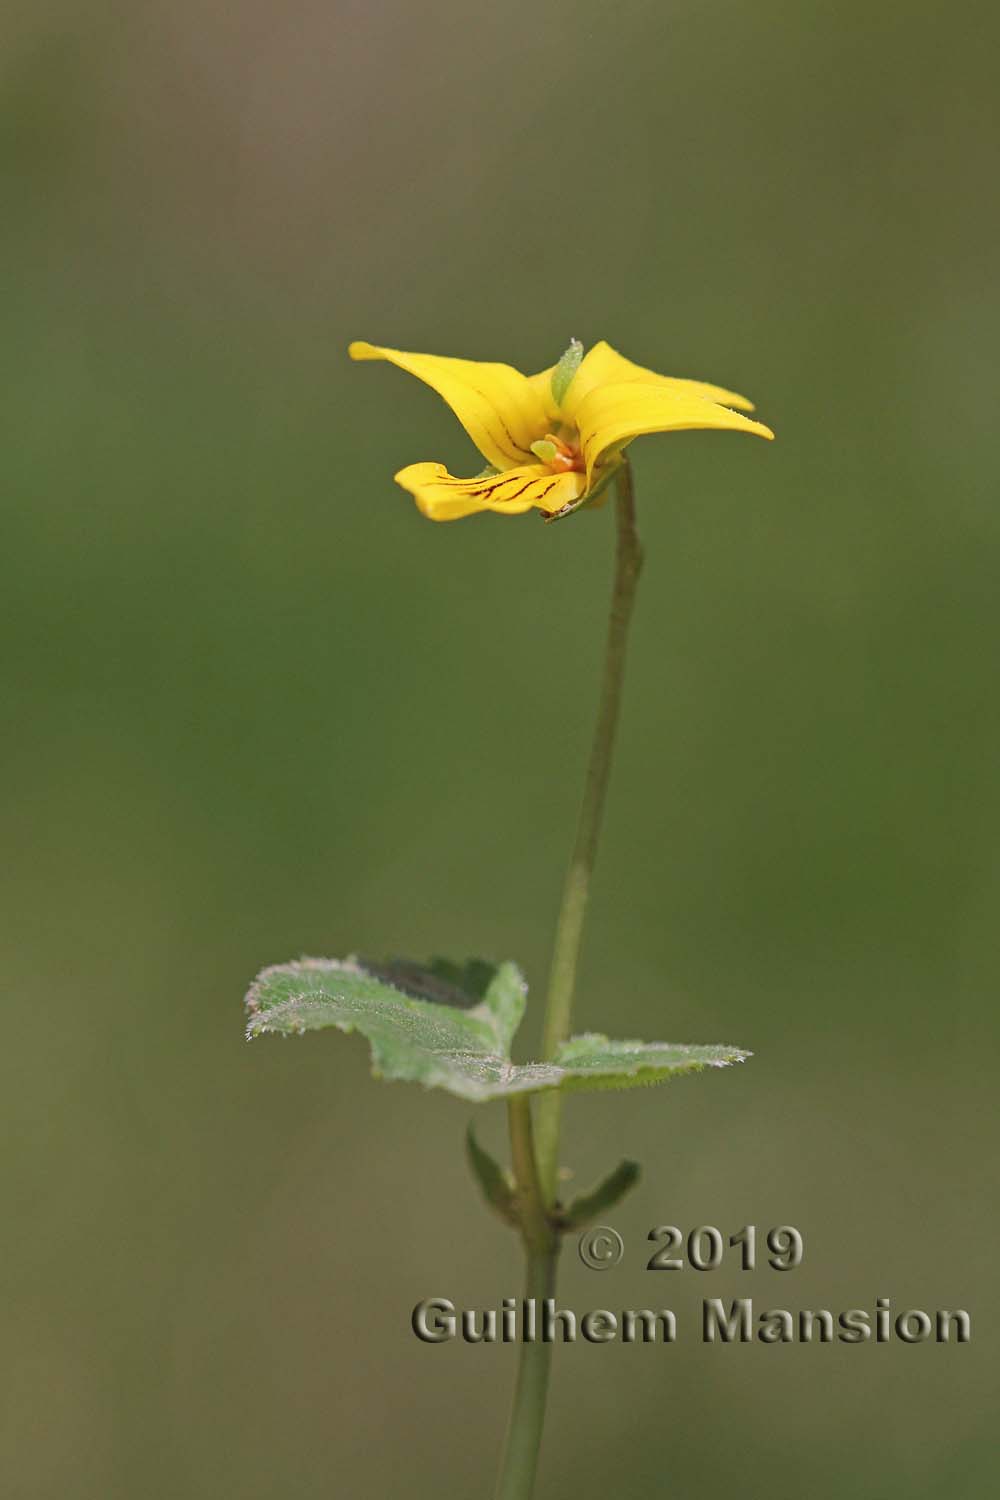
<box><xmin>550</xmin><ymin>338</ymin><xmax>584</xmax><ymax>407</ymax></box>
<box><xmin>466</xmin><ymin>1125</ymin><xmax>518</xmax><ymax>1227</ymax></box>
<box><xmin>559</xmin><ymin>1159</ymin><xmax>641</xmax><ymax>1229</ymax></box>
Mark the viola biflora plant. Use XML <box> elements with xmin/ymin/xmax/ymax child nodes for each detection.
<box><xmin>244</xmin><ymin>337</ymin><xmax>773</xmax><ymax>1500</ymax></box>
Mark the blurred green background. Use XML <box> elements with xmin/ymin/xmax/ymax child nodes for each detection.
<box><xmin>2</xmin><ymin>1</ymin><xmax>997</xmax><ymax>1495</ymax></box>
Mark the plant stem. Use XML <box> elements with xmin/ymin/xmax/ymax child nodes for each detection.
<box><xmin>493</xmin><ymin>464</ymin><xmax>644</xmax><ymax>1500</ymax></box>
<box><xmin>535</xmin><ymin>460</ymin><xmax>644</xmax><ymax>1199</ymax></box>
<box><xmin>507</xmin><ymin>1095</ymin><xmax>554</xmax><ymax>1258</ymax></box>
<box><xmin>494</xmin><ymin>1097</ymin><xmax>557</xmax><ymax>1500</ymax></box>
<box><xmin>493</xmin><ymin>1249</ymin><xmax>556</xmax><ymax>1500</ymax></box>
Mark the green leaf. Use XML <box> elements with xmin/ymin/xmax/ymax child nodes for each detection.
<box><xmin>561</xmin><ymin>1159</ymin><xmax>641</xmax><ymax>1228</ymax></box>
<box><xmin>466</xmin><ymin>1125</ymin><xmax>518</xmax><ymax>1226</ymax></box>
<box><xmin>363</xmin><ymin>956</ymin><xmax>526</xmax><ymax>1053</ymax></box>
<box><xmin>245</xmin><ymin>955</ymin><xmax>552</xmax><ymax>1102</ymax></box>
<box><xmin>550</xmin><ymin>1033</ymin><xmax>749</xmax><ymax>1091</ymax></box>
<box><xmin>245</xmin><ymin>956</ymin><xmax>750</xmax><ymax>1102</ymax></box>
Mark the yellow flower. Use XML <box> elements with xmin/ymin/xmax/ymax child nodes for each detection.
<box><xmin>349</xmin><ymin>338</ymin><xmax>773</xmax><ymax>522</ymax></box>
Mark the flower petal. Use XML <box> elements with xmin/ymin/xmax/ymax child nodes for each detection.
<box><xmin>525</xmin><ymin>365</ymin><xmax>560</xmax><ymax>424</ymax></box>
<box><xmin>394</xmin><ymin>462</ymin><xmax>586</xmax><ymax>522</ymax></box>
<box><xmin>349</xmin><ymin>341</ymin><xmax>549</xmax><ymax>471</ymax></box>
<box><xmin>576</xmin><ymin>382</ymin><xmax>774</xmax><ymax>484</ymax></box>
<box><xmin>561</xmin><ymin>340</ymin><xmax>757</xmax><ymax>419</ymax></box>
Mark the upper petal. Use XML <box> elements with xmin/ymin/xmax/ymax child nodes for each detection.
<box><xmin>560</xmin><ymin>340</ymin><xmax>757</xmax><ymax>420</ymax></box>
<box><xmin>525</xmin><ymin>365</ymin><xmax>560</xmax><ymax>425</ymax></box>
<box><xmin>349</xmin><ymin>341</ymin><xmax>549</xmax><ymax>471</ymax></box>
<box><xmin>576</xmin><ymin>382</ymin><xmax>774</xmax><ymax>485</ymax></box>
<box><xmin>394</xmin><ymin>461</ymin><xmax>586</xmax><ymax>522</ymax></box>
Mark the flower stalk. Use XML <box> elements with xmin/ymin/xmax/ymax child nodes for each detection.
<box><xmin>495</xmin><ymin>460</ymin><xmax>644</xmax><ymax>1499</ymax></box>
<box><xmin>536</xmin><ymin>458</ymin><xmax>644</xmax><ymax>1199</ymax></box>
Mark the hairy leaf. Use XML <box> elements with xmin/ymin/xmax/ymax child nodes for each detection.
<box><xmin>551</xmin><ymin>1033</ymin><xmax>749</xmax><ymax>1091</ymax></box>
<box><xmin>245</xmin><ymin>957</ymin><xmax>750</xmax><ymax>1102</ymax></box>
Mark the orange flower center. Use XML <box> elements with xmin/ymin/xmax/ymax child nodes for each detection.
<box><xmin>538</xmin><ymin>432</ymin><xmax>585</xmax><ymax>474</ymax></box>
